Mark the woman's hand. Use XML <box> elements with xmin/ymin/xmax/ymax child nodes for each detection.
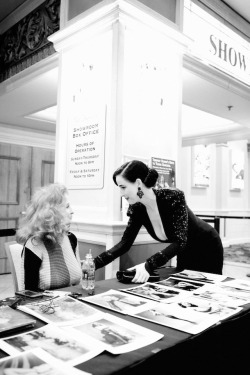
<box><xmin>127</xmin><ymin>263</ymin><xmax>150</xmax><ymax>283</ymax></box>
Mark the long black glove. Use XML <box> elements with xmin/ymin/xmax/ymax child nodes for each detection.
<box><xmin>94</xmin><ymin>251</ymin><xmax>114</xmax><ymax>270</ymax></box>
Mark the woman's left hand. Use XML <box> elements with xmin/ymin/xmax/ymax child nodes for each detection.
<box><xmin>127</xmin><ymin>263</ymin><xmax>150</xmax><ymax>283</ymax></box>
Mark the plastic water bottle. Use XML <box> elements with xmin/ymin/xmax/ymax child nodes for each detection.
<box><xmin>86</xmin><ymin>249</ymin><xmax>95</xmax><ymax>296</ymax></box>
<box><xmin>81</xmin><ymin>249</ymin><xmax>95</xmax><ymax>295</ymax></box>
<box><xmin>81</xmin><ymin>257</ymin><xmax>89</xmax><ymax>290</ymax></box>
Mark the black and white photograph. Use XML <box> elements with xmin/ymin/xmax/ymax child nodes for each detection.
<box><xmin>0</xmin><ymin>306</ymin><xmax>36</xmax><ymax>335</ymax></box>
<box><xmin>193</xmin><ymin>285</ymin><xmax>250</xmax><ymax>308</ymax></box>
<box><xmin>156</xmin><ymin>277</ymin><xmax>205</xmax><ymax>291</ymax></box>
<box><xmin>0</xmin><ymin>348</ymin><xmax>90</xmax><ymax>375</ymax></box>
<box><xmin>222</xmin><ymin>279</ymin><xmax>250</xmax><ymax>291</ymax></box>
<box><xmin>170</xmin><ymin>295</ymin><xmax>242</xmax><ymax>321</ymax></box>
<box><xmin>200</xmin><ymin>283</ymin><xmax>250</xmax><ymax>302</ymax></box>
<box><xmin>18</xmin><ymin>295</ymin><xmax>101</xmax><ymax>326</ymax></box>
<box><xmin>0</xmin><ymin>324</ymin><xmax>103</xmax><ymax>366</ymax></box>
<box><xmin>81</xmin><ymin>289</ymin><xmax>152</xmax><ymax>314</ymax></box>
<box><xmin>130</xmin><ymin>301</ymin><xmax>220</xmax><ymax>334</ymax></box>
<box><xmin>67</xmin><ymin>313</ymin><xmax>163</xmax><ymax>354</ymax></box>
<box><xmin>121</xmin><ymin>282</ymin><xmax>189</xmax><ymax>303</ymax></box>
<box><xmin>172</xmin><ymin>270</ymin><xmax>227</xmax><ymax>283</ymax></box>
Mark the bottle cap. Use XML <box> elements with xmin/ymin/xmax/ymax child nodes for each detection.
<box><xmin>86</xmin><ymin>249</ymin><xmax>93</xmax><ymax>259</ymax></box>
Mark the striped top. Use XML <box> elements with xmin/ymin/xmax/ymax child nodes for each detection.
<box><xmin>21</xmin><ymin>233</ymin><xmax>82</xmax><ymax>291</ymax></box>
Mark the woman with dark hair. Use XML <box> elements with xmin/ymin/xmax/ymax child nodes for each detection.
<box><xmin>16</xmin><ymin>183</ymin><xmax>82</xmax><ymax>291</ymax></box>
<box><xmin>94</xmin><ymin>160</ymin><xmax>224</xmax><ymax>283</ymax></box>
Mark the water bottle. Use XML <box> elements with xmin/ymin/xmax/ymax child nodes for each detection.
<box><xmin>81</xmin><ymin>257</ymin><xmax>89</xmax><ymax>290</ymax></box>
<box><xmin>86</xmin><ymin>249</ymin><xmax>95</xmax><ymax>296</ymax></box>
<box><xmin>81</xmin><ymin>249</ymin><xmax>95</xmax><ymax>295</ymax></box>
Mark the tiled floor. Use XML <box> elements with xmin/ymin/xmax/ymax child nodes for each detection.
<box><xmin>0</xmin><ymin>273</ymin><xmax>15</xmax><ymax>300</ymax></box>
<box><xmin>224</xmin><ymin>243</ymin><xmax>250</xmax><ymax>263</ymax></box>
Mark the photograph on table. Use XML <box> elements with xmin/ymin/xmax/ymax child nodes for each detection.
<box><xmin>121</xmin><ymin>282</ymin><xmax>190</xmax><ymax>303</ymax></box>
<box><xmin>197</xmin><ymin>283</ymin><xmax>250</xmax><ymax>302</ymax></box>
<box><xmin>172</xmin><ymin>269</ymin><xmax>227</xmax><ymax>283</ymax></box>
<box><xmin>18</xmin><ymin>295</ymin><xmax>101</xmax><ymax>326</ymax></box>
<box><xmin>0</xmin><ymin>305</ymin><xmax>36</xmax><ymax>335</ymax></box>
<box><xmin>66</xmin><ymin>313</ymin><xmax>163</xmax><ymax>354</ymax></box>
<box><xmin>211</xmin><ymin>283</ymin><xmax>250</xmax><ymax>300</ymax></box>
<box><xmin>222</xmin><ymin>278</ymin><xmax>250</xmax><ymax>291</ymax></box>
<box><xmin>156</xmin><ymin>277</ymin><xmax>205</xmax><ymax>291</ymax></box>
<box><xmin>129</xmin><ymin>300</ymin><xmax>220</xmax><ymax>334</ymax></box>
<box><xmin>173</xmin><ymin>295</ymin><xmax>242</xmax><ymax>320</ymax></box>
<box><xmin>193</xmin><ymin>285</ymin><xmax>250</xmax><ymax>307</ymax></box>
<box><xmin>0</xmin><ymin>324</ymin><xmax>104</xmax><ymax>366</ymax></box>
<box><xmin>0</xmin><ymin>347</ymin><xmax>90</xmax><ymax>375</ymax></box>
<box><xmin>80</xmin><ymin>289</ymin><xmax>153</xmax><ymax>314</ymax></box>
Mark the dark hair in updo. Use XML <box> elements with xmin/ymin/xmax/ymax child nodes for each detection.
<box><xmin>113</xmin><ymin>160</ymin><xmax>159</xmax><ymax>188</ymax></box>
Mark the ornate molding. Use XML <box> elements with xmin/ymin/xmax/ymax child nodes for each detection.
<box><xmin>0</xmin><ymin>0</ymin><xmax>60</xmax><ymax>83</ymax></box>
<box><xmin>197</xmin><ymin>0</ymin><xmax>250</xmax><ymax>39</ymax></box>
<box><xmin>183</xmin><ymin>55</ymin><xmax>250</xmax><ymax>101</ymax></box>
<box><xmin>49</xmin><ymin>0</ymin><xmax>189</xmax><ymax>54</ymax></box>
<box><xmin>0</xmin><ymin>124</ymin><xmax>55</xmax><ymax>149</ymax></box>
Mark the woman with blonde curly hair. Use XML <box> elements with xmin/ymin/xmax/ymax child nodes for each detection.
<box><xmin>16</xmin><ymin>183</ymin><xmax>81</xmax><ymax>291</ymax></box>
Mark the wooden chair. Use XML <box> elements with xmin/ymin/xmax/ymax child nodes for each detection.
<box><xmin>4</xmin><ymin>241</ymin><xmax>24</xmax><ymax>292</ymax></box>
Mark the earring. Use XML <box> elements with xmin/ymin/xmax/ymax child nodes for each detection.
<box><xmin>137</xmin><ymin>187</ymin><xmax>144</xmax><ymax>199</ymax></box>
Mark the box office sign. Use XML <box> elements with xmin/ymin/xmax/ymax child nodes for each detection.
<box><xmin>66</xmin><ymin>107</ymin><xmax>106</xmax><ymax>189</ymax></box>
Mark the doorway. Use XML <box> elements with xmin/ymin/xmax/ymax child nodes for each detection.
<box><xmin>0</xmin><ymin>142</ymin><xmax>55</xmax><ymax>274</ymax></box>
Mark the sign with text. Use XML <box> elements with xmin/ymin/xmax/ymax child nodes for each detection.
<box><xmin>66</xmin><ymin>107</ymin><xmax>106</xmax><ymax>189</ymax></box>
<box><xmin>151</xmin><ymin>157</ymin><xmax>176</xmax><ymax>188</ymax></box>
<box><xmin>184</xmin><ymin>0</ymin><xmax>250</xmax><ymax>85</ymax></box>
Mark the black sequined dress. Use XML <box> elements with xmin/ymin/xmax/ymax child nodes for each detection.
<box><xmin>94</xmin><ymin>188</ymin><xmax>224</xmax><ymax>275</ymax></box>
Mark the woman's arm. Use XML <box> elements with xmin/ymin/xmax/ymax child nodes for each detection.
<box><xmin>145</xmin><ymin>242</ymin><xmax>180</xmax><ymax>272</ymax></box>
<box><xmin>23</xmin><ymin>247</ymin><xmax>42</xmax><ymax>291</ymax></box>
<box><xmin>94</xmin><ymin>213</ymin><xmax>142</xmax><ymax>270</ymax></box>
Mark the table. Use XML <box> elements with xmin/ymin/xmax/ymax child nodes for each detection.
<box><xmin>1</xmin><ymin>267</ymin><xmax>250</xmax><ymax>374</ymax></box>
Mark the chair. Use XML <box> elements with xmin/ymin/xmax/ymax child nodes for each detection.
<box><xmin>4</xmin><ymin>241</ymin><xmax>24</xmax><ymax>292</ymax></box>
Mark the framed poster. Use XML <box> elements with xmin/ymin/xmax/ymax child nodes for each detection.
<box><xmin>230</xmin><ymin>149</ymin><xmax>244</xmax><ymax>190</ymax></box>
<box><xmin>151</xmin><ymin>157</ymin><xmax>176</xmax><ymax>188</ymax></box>
<box><xmin>191</xmin><ymin>145</ymin><xmax>210</xmax><ymax>188</ymax></box>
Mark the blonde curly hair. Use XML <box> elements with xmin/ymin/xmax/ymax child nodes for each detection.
<box><xmin>16</xmin><ymin>183</ymin><xmax>70</xmax><ymax>245</ymax></box>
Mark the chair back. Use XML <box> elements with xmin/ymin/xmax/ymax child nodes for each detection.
<box><xmin>4</xmin><ymin>241</ymin><xmax>24</xmax><ymax>292</ymax></box>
